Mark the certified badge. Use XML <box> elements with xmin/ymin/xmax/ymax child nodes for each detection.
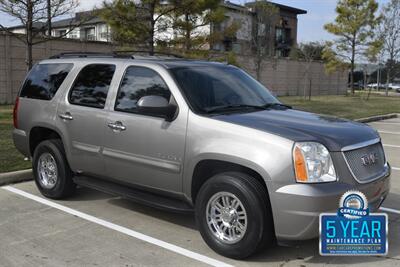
<box><xmin>319</xmin><ymin>190</ymin><xmax>388</xmax><ymax>256</ymax></box>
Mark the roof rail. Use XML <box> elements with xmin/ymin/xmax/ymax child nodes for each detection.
<box><xmin>49</xmin><ymin>52</ymin><xmax>131</xmax><ymax>59</ymax></box>
<box><xmin>49</xmin><ymin>51</ymin><xmax>185</xmax><ymax>60</ymax></box>
<box><xmin>114</xmin><ymin>50</ymin><xmax>184</xmax><ymax>59</ymax></box>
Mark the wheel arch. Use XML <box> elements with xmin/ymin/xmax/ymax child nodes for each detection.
<box><xmin>188</xmin><ymin>155</ymin><xmax>271</xmax><ymax>204</ymax></box>
<box><xmin>28</xmin><ymin>124</ymin><xmax>68</xmax><ymax>157</ymax></box>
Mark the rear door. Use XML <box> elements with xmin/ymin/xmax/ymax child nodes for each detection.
<box><xmin>57</xmin><ymin>63</ymin><xmax>117</xmax><ymax>176</ymax></box>
<box><xmin>103</xmin><ymin>65</ymin><xmax>188</xmax><ymax>194</ymax></box>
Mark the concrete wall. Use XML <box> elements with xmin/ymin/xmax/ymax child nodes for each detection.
<box><xmin>236</xmin><ymin>55</ymin><xmax>348</xmax><ymax>96</ymax></box>
<box><xmin>0</xmin><ymin>33</ymin><xmax>347</xmax><ymax>104</ymax></box>
<box><xmin>0</xmin><ymin>33</ymin><xmax>115</xmax><ymax>104</ymax></box>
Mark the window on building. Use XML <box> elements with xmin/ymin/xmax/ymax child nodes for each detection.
<box><xmin>98</xmin><ymin>24</ymin><xmax>109</xmax><ymax>40</ymax></box>
<box><xmin>275</xmin><ymin>27</ymin><xmax>284</xmax><ymax>43</ymax></box>
<box><xmin>69</xmin><ymin>30</ymin><xmax>79</xmax><ymax>39</ymax></box>
<box><xmin>84</xmin><ymin>27</ymin><xmax>96</xmax><ymax>41</ymax></box>
<box><xmin>20</xmin><ymin>63</ymin><xmax>73</xmax><ymax>100</ymax></box>
<box><xmin>275</xmin><ymin>27</ymin><xmax>291</xmax><ymax>44</ymax></box>
<box><xmin>69</xmin><ymin>64</ymin><xmax>116</xmax><ymax>108</ymax></box>
<box><xmin>57</xmin><ymin>30</ymin><xmax>67</xmax><ymax>37</ymax></box>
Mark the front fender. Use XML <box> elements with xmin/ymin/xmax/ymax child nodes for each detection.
<box><xmin>182</xmin><ymin>112</ymin><xmax>295</xmax><ymax>201</ymax></box>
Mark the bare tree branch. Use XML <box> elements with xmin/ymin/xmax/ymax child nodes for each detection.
<box><xmin>0</xmin><ymin>0</ymin><xmax>80</xmax><ymax>69</ymax></box>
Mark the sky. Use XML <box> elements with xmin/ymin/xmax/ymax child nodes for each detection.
<box><xmin>0</xmin><ymin>0</ymin><xmax>391</xmax><ymax>43</ymax></box>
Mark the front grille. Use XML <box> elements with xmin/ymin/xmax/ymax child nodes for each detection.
<box><xmin>343</xmin><ymin>142</ymin><xmax>386</xmax><ymax>183</ymax></box>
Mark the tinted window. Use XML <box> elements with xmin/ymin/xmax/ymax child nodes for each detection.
<box><xmin>115</xmin><ymin>66</ymin><xmax>171</xmax><ymax>113</ymax></box>
<box><xmin>69</xmin><ymin>64</ymin><xmax>115</xmax><ymax>108</ymax></box>
<box><xmin>20</xmin><ymin>63</ymin><xmax>73</xmax><ymax>100</ymax></box>
<box><xmin>170</xmin><ymin>66</ymin><xmax>279</xmax><ymax>113</ymax></box>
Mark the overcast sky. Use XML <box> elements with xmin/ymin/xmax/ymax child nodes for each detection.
<box><xmin>0</xmin><ymin>0</ymin><xmax>391</xmax><ymax>43</ymax></box>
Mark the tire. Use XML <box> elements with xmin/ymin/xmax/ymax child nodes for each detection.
<box><xmin>195</xmin><ymin>172</ymin><xmax>274</xmax><ymax>259</ymax></box>
<box><xmin>32</xmin><ymin>139</ymin><xmax>76</xmax><ymax>199</ymax></box>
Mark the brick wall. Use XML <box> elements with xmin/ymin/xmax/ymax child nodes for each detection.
<box><xmin>0</xmin><ymin>33</ymin><xmax>347</xmax><ymax>104</ymax></box>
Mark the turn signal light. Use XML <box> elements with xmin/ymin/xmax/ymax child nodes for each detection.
<box><xmin>294</xmin><ymin>146</ymin><xmax>308</xmax><ymax>182</ymax></box>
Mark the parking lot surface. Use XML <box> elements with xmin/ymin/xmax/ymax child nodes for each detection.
<box><xmin>1</xmin><ymin>117</ymin><xmax>400</xmax><ymax>267</ymax></box>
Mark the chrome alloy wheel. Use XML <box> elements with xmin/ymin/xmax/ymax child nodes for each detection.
<box><xmin>206</xmin><ymin>192</ymin><xmax>248</xmax><ymax>244</ymax></box>
<box><xmin>37</xmin><ymin>152</ymin><xmax>58</xmax><ymax>189</ymax></box>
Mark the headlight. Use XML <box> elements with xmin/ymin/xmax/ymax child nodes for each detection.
<box><xmin>293</xmin><ymin>142</ymin><xmax>336</xmax><ymax>183</ymax></box>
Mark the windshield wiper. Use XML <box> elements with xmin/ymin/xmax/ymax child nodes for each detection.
<box><xmin>262</xmin><ymin>103</ymin><xmax>292</xmax><ymax>109</ymax></box>
<box><xmin>204</xmin><ymin>104</ymin><xmax>266</xmax><ymax>114</ymax></box>
<box><xmin>203</xmin><ymin>103</ymin><xmax>292</xmax><ymax>114</ymax></box>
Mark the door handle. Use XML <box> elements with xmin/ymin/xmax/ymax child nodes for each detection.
<box><xmin>107</xmin><ymin>121</ymin><xmax>126</xmax><ymax>131</ymax></box>
<box><xmin>58</xmin><ymin>112</ymin><xmax>73</xmax><ymax>121</ymax></box>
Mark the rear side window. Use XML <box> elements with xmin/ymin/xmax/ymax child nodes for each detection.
<box><xmin>20</xmin><ymin>63</ymin><xmax>73</xmax><ymax>100</ymax></box>
<box><xmin>115</xmin><ymin>66</ymin><xmax>171</xmax><ymax>113</ymax></box>
<box><xmin>69</xmin><ymin>64</ymin><xmax>116</xmax><ymax>109</ymax></box>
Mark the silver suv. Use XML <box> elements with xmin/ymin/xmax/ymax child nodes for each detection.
<box><xmin>13</xmin><ymin>53</ymin><xmax>391</xmax><ymax>259</ymax></box>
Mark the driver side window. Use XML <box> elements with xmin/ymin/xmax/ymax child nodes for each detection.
<box><xmin>115</xmin><ymin>66</ymin><xmax>171</xmax><ymax>114</ymax></box>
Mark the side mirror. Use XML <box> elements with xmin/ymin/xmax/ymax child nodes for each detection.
<box><xmin>137</xmin><ymin>95</ymin><xmax>178</xmax><ymax>122</ymax></box>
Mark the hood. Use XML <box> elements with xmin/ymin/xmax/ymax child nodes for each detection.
<box><xmin>213</xmin><ymin>109</ymin><xmax>379</xmax><ymax>151</ymax></box>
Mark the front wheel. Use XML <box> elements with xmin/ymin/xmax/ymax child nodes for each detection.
<box><xmin>195</xmin><ymin>172</ymin><xmax>274</xmax><ymax>259</ymax></box>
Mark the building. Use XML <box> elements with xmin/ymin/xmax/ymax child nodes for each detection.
<box><xmin>8</xmin><ymin>10</ymin><xmax>112</xmax><ymax>43</ymax></box>
<box><xmin>214</xmin><ymin>1</ymin><xmax>306</xmax><ymax>56</ymax></box>
<box><xmin>7</xmin><ymin>1</ymin><xmax>306</xmax><ymax>57</ymax></box>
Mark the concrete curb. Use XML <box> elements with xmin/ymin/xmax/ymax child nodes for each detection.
<box><xmin>0</xmin><ymin>169</ymin><xmax>33</xmax><ymax>186</ymax></box>
<box><xmin>356</xmin><ymin>113</ymin><xmax>399</xmax><ymax>123</ymax></box>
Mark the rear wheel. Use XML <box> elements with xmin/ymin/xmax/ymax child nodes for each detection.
<box><xmin>195</xmin><ymin>172</ymin><xmax>274</xmax><ymax>259</ymax></box>
<box><xmin>33</xmin><ymin>139</ymin><xmax>76</xmax><ymax>199</ymax></box>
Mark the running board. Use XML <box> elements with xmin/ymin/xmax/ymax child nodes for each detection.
<box><xmin>73</xmin><ymin>176</ymin><xmax>193</xmax><ymax>213</ymax></box>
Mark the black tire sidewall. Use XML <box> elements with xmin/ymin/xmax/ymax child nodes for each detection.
<box><xmin>195</xmin><ymin>173</ymin><xmax>268</xmax><ymax>259</ymax></box>
<box><xmin>33</xmin><ymin>140</ymin><xmax>72</xmax><ymax>199</ymax></box>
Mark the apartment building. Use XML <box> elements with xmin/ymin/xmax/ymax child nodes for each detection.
<box><xmin>7</xmin><ymin>1</ymin><xmax>306</xmax><ymax>57</ymax></box>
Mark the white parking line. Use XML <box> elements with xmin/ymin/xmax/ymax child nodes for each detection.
<box><xmin>392</xmin><ymin>167</ymin><xmax>400</xmax><ymax>171</ymax></box>
<box><xmin>383</xmin><ymin>144</ymin><xmax>400</xmax><ymax>148</ymax></box>
<box><xmin>1</xmin><ymin>186</ymin><xmax>233</xmax><ymax>267</ymax></box>
<box><xmin>379</xmin><ymin>131</ymin><xmax>400</xmax><ymax>135</ymax></box>
<box><xmin>380</xmin><ymin>207</ymin><xmax>400</xmax><ymax>215</ymax></box>
<box><xmin>371</xmin><ymin>122</ymin><xmax>400</xmax><ymax>125</ymax></box>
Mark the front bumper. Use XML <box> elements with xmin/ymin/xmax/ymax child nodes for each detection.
<box><xmin>269</xmin><ymin>168</ymin><xmax>391</xmax><ymax>241</ymax></box>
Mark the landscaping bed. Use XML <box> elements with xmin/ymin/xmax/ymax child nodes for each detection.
<box><xmin>280</xmin><ymin>94</ymin><xmax>400</xmax><ymax>120</ymax></box>
<box><xmin>0</xmin><ymin>105</ymin><xmax>31</xmax><ymax>173</ymax></box>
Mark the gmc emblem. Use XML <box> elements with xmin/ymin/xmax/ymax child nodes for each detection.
<box><xmin>361</xmin><ymin>153</ymin><xmax>378</xmax><ymax>166</ymax></box>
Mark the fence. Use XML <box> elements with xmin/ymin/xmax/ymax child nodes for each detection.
<box><xmin>236</xmin><ymin>56</ymin><xmax>348</xmax><ymax>96</ymax></box>
<box><xmin>0</xmin><ymin>33</ymin><xmax>115</xmax><ymax>104</ymax></box>
<box><xmin>0</xmin><ymin>33</ymin><xmax>347</xmax><ymax>104</ymax></box>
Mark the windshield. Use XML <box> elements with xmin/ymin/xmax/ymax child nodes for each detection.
<box><xmin>170</xmin><ymin>65</ymin><xmax>280</xmax><ymax>114</ymax></box>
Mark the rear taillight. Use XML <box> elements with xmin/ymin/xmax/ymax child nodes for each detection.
<box><xmin>13</xmin><ymin>97</ymin><xmax>19</xmax><ymax>129</ymax></box>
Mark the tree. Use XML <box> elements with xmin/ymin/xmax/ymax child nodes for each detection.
<box><xmin>290</xmin><ymin>42</ymin><xmax>324</xmax><ymax>61</ymax></box>
<box><xmin>0</xmin><ymin>0</ymin><xmax>79</xmax><ymax>70</ymax></box>
<box><xmin>101</xmin><ymin>0</ymin><xmax>177</xmax><ymax>55</ymax></box>
<box><xmin>290</xmin><ymin>42</ymin><xmax>325</xmax><ymax>100</ymax></box>
<box><xmin>250</xmin><ymin>1</ymin><xmax>279</xmax><ymax>81</ymax></box>
<box><xmin>323</xmin><ymin>0</ymin><xmax>382</xmax><ymax>95</ymax></box>
<box><xmin>171</xmin><ymin>0</ymin><xmax>224</xmax><ymax>52</ymax></box>
<box><xmin>379</xmin><ymin>0</ymin><xmax>400</xmax><ymax>96</ymax></box>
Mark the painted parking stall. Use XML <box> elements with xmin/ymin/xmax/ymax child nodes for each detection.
<box><xmin>1</xmin><ymin>186</ymin><xmax>232</xmax><ymax>267</ymax></box>
<box><xmin>0</xmin><ymin>117</ymin><xmax>399</xmax><ymax>266</ymax></box>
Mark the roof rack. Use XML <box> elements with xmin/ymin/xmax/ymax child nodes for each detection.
<box><xmin>49</xmin><ymin>50</ymin><xmax>184</xmax><ymax>60</ymax></box>
<box><xmin>114</xmin><ymin>50</ymin><xmax>184</xmax><ymax>59</ymax></box>
<box><xmin>49</xmin><ymin>52</ymin><xmax>131</xmax><ymax>59</ymax></box>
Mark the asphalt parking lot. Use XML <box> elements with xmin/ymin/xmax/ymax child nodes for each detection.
<box><xmin>1</xmin><ymin>117</ymin><xmax>400</xmax><ymax>267</ymax></box>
